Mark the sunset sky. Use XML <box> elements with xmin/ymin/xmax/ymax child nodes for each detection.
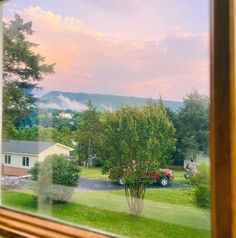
<box><xmin>3</xmin><ymin>0</ymin><xmax>210</xmax><ymax>101</ymax></box>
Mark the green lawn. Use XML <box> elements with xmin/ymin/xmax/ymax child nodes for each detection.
<box><xmin>80</xmin><ymin>167</ymin><xmax>108</xmax><ymax>179</ymax></box>
<box><xmin>173</xmin><ymin>170</ymin><xmax>185</xmax><ymax>181</ymax></box>
<box><xmin>2</xmin><ymin>188</ymin><xmax>210</xmax><ymax>238</ymax></box>
<box><xmin>70</xmin><ymin>189</ymin><xmax>209</xmax><ymax>231</ymax></box>
<box><xmin>109</xmin><ymin>188</ymin><xmax>192</xmax><ymax>207</ymax></box>
<box><xmin>140</xmin><ymin>188</ymin><xmax>192</xmax><ymax>206</ymax></box>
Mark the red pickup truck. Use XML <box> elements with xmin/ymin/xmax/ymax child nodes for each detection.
<box><xmin>147</xmin><ymin>168</ymin><xmax>174</xmax><ymax>186</ymax></box>
<box><xmin>109</xmin><ymin>168</ymin><xmax>174</xmax><ymax>187</ymax></box>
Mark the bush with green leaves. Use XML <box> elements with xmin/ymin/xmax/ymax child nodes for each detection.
<box><xmin>188</xmin><ymin>162</ymin><xmax>210</xmax><ymax>211</ymax></box>
<box><xmin>29</xmin><ymin>154</ymin><xmax>80</xmax><ymax>202</ymax></box>
<box><xmin>100</xmin><ymin>102</ymin><xmax>176</xmax><ymax>215</ymax></box>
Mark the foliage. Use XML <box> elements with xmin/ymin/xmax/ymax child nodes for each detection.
<box><xmin>37</xmin><ymin>110</ymin><xmax>78</xmax><ymax>130</ymax></box>
<box><xmin>75</xmin><ymin>101</ymin><xmax>101</xmax><ymax>166</ymax></box>
<box><xmin>176</xmin><ymin>90</ymin><xmax>209</xmax><ymax>161</ymax></box>
<box><xmin>163</xmin><ymin>106</ymin><xmax>184</xmax><ymax>166</ymax></box>
<box><xmin>100</xmin><ymin>102</ymin><xmax>176</xmax><ymax>215</ymax></box>
<box><xmin>188</xmin><ymin>162</ymin><xmax>210</xmax><ymax>211</ymax></box>
<box><xmin>16</xmin><ymin>126</ymin><xmax>74</xmax><ymax>147</ymax></box>
<box><xmin>3</xmin><ymin>14</ymin><xmax>54</xmax><ymax>138</ymax></box>
<box><xmin>29</xmin><ymin>155</ymin><xmax>80</xmax><ymax>202</ymax></box>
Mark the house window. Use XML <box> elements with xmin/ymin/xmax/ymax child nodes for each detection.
<box><xmin>22</xmin><ymin>157</ymin><xmax>29</xmax><ymax>167</ymax></box>
<box><xmin>4</xmin><ymin>155</ymin><xmax>11</xmax><ymax>164</ymax></box>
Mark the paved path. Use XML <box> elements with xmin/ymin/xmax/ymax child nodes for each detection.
<box><xmin>79</xmin><ymin>177</ymin><xmax>188</xmax><ymax>191</ymax></box>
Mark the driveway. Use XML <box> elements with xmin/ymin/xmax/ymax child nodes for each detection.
<box><xmin>79</xmin><ymin>177</ymin><xmax>122</xmax><ymax>190</ymax></box>
<box><xmin>79</xmin><ymin>177</ymin><xmax>188</xmax><ymax>191</ymax></box>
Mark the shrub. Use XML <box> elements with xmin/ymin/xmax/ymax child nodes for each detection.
<box><xmin>100</xmin><ymin>103</ymin><xmax>176</xmax><ymax>215</ymax></box>
<box><xmin>29</xmin><ymin>154</ymin><xmax>80</xmax><ymax>202</ymax></box>
<box><xmin>188</xmin><ymin>162</ymin><xmax>210</xmax><ymax>211</ymax></box>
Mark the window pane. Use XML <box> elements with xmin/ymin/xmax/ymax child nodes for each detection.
<box><xmin>8</xmin><ymin>155</ymin><xmax>10</xmax><ymax>164</ymax></box>
<box><xmin>1</xmin><ymin>1</ymin><xmax>211</xmax><ymax>237</ymax></box>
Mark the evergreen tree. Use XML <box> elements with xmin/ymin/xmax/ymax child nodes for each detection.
<box><xmin>75</xmin><ymin>101</ymin><xmax>101</xmax><ymax>166</ymax></box>
<box><xmin>3</xmin><ymin>14</ymin><xmax>55</xmax><ymax>138</ymax></box>
<box><xmin>177</xmin><ymin>90</ymin><xmax>209</xmax><ymax>161</ymax></box>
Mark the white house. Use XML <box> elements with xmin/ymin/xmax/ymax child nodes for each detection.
<box><xmin>59</xmin><ymin>112</ymin><xmax>73</xmax><ymax>119</ymax></box>
<box><xmin>1</xmin><ymin>140</ymin><xmax>73</xmax><ymax>176</ymax></box>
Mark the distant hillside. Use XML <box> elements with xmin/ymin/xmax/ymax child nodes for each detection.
<box><xmin>40</xmin><ymin>91</ymin><xmax>183</xmax><ymax>112</ymax></box>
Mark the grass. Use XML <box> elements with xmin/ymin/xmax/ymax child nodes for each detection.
<box><xmin>173</xmin><ymin>170</ymin><xmax>185</xmax><ymax>181</ymax></box>
<box><xmin>143</xmin><ymin>188</ymin><xmax>192</xmax><ymax>206</ymax></box>
<box><xmin>2</xmin><ymin>190</ymin><xmax>210</xmax><ymax>238</ymax></box>
<box><xmin>80</xmin><ymin>167</ymin><xmax>108</xmax><ymax>180</ymax></box>
<box><xmin>109</xmin><ymin>188</ymin><xmax>193</xmax><ymax>207</ymax></box>
<box><xmin>70</xmin><ymin>189</ymin><xmax>209</xmax><ymax>231</ymax></box>
<box><xmin>1</xmin><ymin>166</ymin><xmax>206</xmax><ymax>238</ymax></box>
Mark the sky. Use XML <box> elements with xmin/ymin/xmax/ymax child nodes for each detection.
<box><xmin>3</xmin><ymin>0</ymin><xmax>210</xmax><ymax>101</ymax></box>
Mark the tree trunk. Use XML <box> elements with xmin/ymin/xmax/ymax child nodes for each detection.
<box><xmin>192</xmin><ymin>151</ymin><xmax>197</xmax><ymax>162</ymax></box>
<box><xmin>125</xmin><ymin>182</ymin><xmax>146</xmax><ymax>216</ymax></box>
<box><xmin>87</xmin><ymin>135</ymin><xmax>91</xmax><ymax>167</ymax></box>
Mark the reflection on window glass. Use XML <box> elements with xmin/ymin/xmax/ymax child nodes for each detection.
<box><xmin>1</xmin><ymin>1</ymin><xmax>210</xmax><ymax>237</ymax></box>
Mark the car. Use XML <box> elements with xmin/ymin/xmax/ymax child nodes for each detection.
<box><xmin>148</xmin><ymin>168</ymin><xmax>174</xmax><ymax>186</ymax></box>
<box><xmin>109</xmin><ymin>168</ymin><xmax>174</xmax><ymax>187</ymax></box>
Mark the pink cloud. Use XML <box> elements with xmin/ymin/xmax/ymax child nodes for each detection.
<box><xmin>14</xmin><ymin>6</ymin><xmax>209</xmax><ymax>101</ymax></box>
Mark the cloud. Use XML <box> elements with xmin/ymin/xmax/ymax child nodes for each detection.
<box><xmin>79</xmin><ymin>0</ymin><xmax>140</xmax><ymax>13</ymax></box>
<box><xmin>39</xmin><ymin>95</ymin><xmax>88</xmax><ymax>112</ymax></box>
<box><xmin>12</xmin><ymin>6</ymin><xmax>209</xmax><ymax>100</ymax></box>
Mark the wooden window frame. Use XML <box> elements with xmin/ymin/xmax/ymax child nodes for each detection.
<box><xmin>0</xmin><ymin>0</ymin><xmax>235</xmax><ymax>237</ymax></box>
<box><xmin>210</xmin><ymin>0</ymin><xmax>236</xmax><ymax>237</ymax></box>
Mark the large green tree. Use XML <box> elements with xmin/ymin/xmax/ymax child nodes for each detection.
<box><xmin>75</xmin><ymin>101</ymin><xmax>101</xmax><ymax>166</ymax></box>
<box><xmin>177</xmin><ymin>90</ymin><xmax>209</xmax><ymax>161</ymax></box>
<box><xmin>3</xmin><ymin>14</ymin><xmax>54</xmax><ymax>138</ymax></box>
<box><xmin>100</xmin><ymin>102</ymin><xmax>176</xmax><ymax>215</ymax></box>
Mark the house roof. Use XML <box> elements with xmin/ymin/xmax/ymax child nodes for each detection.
<box><xmin>2</xmin><ymin>140</ymin><xmax>62</xmax><ymax>155</ymax></box>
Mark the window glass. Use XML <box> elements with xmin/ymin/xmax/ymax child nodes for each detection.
<box><xmin>4</xmin><ymin>155</ymin><xmax>11</xmax><ymax>164</ymax></box>
<box><xmin>1</xmin><ymin>1</ymin><xmax>210</xmax><ymax>237</ymax></box>
<box><xmin>7</xmin><ymin>155</ymin><xmax>10</xmax><ymax>164</ymax></box>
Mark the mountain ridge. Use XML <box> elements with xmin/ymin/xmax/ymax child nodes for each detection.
<box><xmin>41</xmin><ymin>91</ymin><xmax>183</xmax><ymax>112</ymax></box>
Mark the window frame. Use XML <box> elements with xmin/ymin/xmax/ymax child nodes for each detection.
<box><xmin>0</xmin><ymin>0</ymin><xmax>235</xmax><ymax>237</ymax></box>
<box><xmin>22</xmin><ymin>157</ymin><xmax>29</xmax><ymax>167</ymax></box>
<box><xmin>210</xmin><ymin>0</ymin><xmax>236</xmax><ymax>237</ymax></box>
<box><xmin>4</xmin><ymin>155</ymin><xmax>10</xmax><ymax>165</ymax></box>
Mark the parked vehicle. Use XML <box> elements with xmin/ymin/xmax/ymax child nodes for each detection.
<box><xmin>109</xmin><ymin>168</ymin><xmax>174</xmax><ymax>187</ymax></box>
<box><xmin>184</xmin><ymin>161</ymin><xmax>197</xmax><ymax>179</ymax></box>
<box><xmin>148</xmin><ymin>169</ymin><xmax>174</xmax><ymax>186</ymax></box>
